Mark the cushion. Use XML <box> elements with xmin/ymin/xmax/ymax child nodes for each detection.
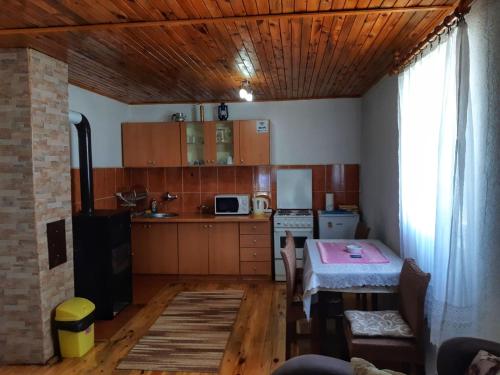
<box><xmin>345</xmin><ymin>310</ymin><xmax>414</xmax><ymax>338</ymax></box>
<box><xmin>351</xmin><ymin>357</ymin><xmax>406</xmax><ymax>375</ymax></box>
<box><xmin>466</xmin><ymin>350</ymin><xmax>500</xmax><ymax>375</ymax></box>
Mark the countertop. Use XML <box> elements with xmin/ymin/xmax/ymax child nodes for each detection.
<box><xmin>131</xmin><ymin>212</ymin><xmax>272</xmax><ymax>223</ymax></box>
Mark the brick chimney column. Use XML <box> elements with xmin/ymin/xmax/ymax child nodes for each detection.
<box><xmin>0</xmin><ymin>48</ymin><xmax>74</xmax><ymax>364</ymax></box>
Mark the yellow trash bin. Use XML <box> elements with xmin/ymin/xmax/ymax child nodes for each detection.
<box><xmin>55</xmin><ymin>297</ymin><xmax>95</xmax><ymax>358</ymax></box>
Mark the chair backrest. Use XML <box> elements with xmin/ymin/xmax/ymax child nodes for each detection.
<box><xmin>354</xmin><ymin>221</ymin><xmax>370</xmax><ymax>239</ymax></box>
<box><xmin>437</xmin><ymin>337</ymin><xmax>500</xmax><ymax>375</ymax></box>
<box><xmin>280</xmin><ymin>231</ymin><xmax>297</xmax><ymax>308</ymax></box>
<box><xmin>398</xmin><ymin>258</ymin><xmax>431</xmax><ymax>340</ymax></box>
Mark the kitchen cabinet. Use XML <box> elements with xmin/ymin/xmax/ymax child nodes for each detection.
<box><xmin>178</xmin><ymin>222</ymin><xmax>239</xmax><ymax>275</ymax></box>
<box><xmin>122</xmin><ymin>122</ymin><xmax>181</xmax><ymax>167</ymax></box>
<box><xmin>180</xmin><ymin>121</ymin><xmax>239</xmax><ymax>166</ymax></box>
<box><xmin>239</xmin><ymin>221</ymin><xmax>272</xmax><ymax>276</ymax></box>
<box><xmin>130</xmin><ymin>214</ymin><xmax>271</xmax><ymax>279</ymax></box>
<box><xmin>123</xmin><ymin>119</ymin><xmax>270</xmax><ymax>167</ymax></box>
<box><xmin>180</xmin><ymin>122</ymin><xmax>207</xmax><ymax>166</ymax></box>
<box><xmin>238</xmin><ymin>120</ymin><xmax>270</xmax><ymax>165</ymax></box>
<box><xmin>131</xmin><ymin>223</ymin><xmax>178</xmax><ymax>274</ymax></box>
<box><xmin>178</xmin><ymin>223</ymin><xmax>209</xmax><ymax>274</ymax></box>
<box><xmin>208</xmin><ymin>223</ymin><xmax>239</xmax><ymax>275</ymax></box>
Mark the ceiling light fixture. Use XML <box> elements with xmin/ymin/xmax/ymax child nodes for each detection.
<box><xmin>239</xmin><ymin>80</ymin><xmax>253</xmax><ymax>102</ymax></box>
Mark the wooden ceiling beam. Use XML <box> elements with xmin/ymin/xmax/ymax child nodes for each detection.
<box><xmin>0</xmin><ymin>5</ymin><xmax>454</xmax><ymax>36</ymax></box>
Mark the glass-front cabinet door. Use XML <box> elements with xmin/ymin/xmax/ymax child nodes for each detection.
<box><xmin>181</xmin><ymin>121</ymin><xmax>238</xmax><ymax>166</ymax></box>
<box><xmin>213</xmin><ymin>121</ymin><xmax>236</xmax><ymax>166</ymax></box>
<box><xmin>181</xmin><ymin>122</ymin><xmax>205</xmax><ymax>166</ymax></box>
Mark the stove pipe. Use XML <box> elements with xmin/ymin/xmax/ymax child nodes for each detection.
<box><xmin>69</xmin><ymin>110</ymin><xmax>94</xmax><ymax>216</ymax></box>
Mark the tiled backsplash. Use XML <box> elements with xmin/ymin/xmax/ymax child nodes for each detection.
<box><xmin>71</xmin><ymin>165</ymin><xmax>359</xmax><ymax>214</ymax></box>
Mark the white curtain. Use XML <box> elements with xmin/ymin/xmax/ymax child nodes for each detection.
<box><xmin>398</xmin><ymin>21</ymin><xmax>478</xmax><ymax>345</ymax></box>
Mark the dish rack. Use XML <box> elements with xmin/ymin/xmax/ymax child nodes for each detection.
<box><xmin>116</xmin><ymin>187</ymin><xmax>148</xmax><ymax>207</ymax></box>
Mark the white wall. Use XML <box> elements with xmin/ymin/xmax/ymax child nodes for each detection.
<box><xmin>360</xmin><ymin>75</ymin><xmax>400</xmax><ymax>253</ymax></box>
<box><xmin>128</xmin><ymin>99</ymin><xmax>361</xmax><ymax>165</ymax></box>
<box><xmin>467</xmin><ymin>0</ymin><xmax>500</xmax><ymax>341</ymax></box>
<box><xmin>68</xmin><ymin>91</ymin><xmax>362</xmax><ymax>167</ymax></box>
<box><xmin>68</xmin><ymin>85</ymin><xmax>129</xmax><ymax>167</ymax></box>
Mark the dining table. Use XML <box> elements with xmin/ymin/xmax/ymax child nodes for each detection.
<box><xmin>302</xmin><ymin>239</ymin><xmax>404</xmax><ymax>355</ymax></box>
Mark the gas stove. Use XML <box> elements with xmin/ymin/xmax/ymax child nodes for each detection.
<box><xmin>273</xmin><ymin>209</ymin><xmax>313</xmax><ymax>229</ymax></box>
<box><xmin>273</xmin><ymin>169</ymin><xmax>315</xmax><ymax>281</ymax></box>
<box><xmin>275</xmin><ymin>209</ymin><xmax>313</xmax><ymax>217</ymax></box>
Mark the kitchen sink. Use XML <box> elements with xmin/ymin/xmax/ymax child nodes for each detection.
<box><xmin>142</xmin><ymin>212</ymin><xmax>179</xmax><ymax>218</ymax></box>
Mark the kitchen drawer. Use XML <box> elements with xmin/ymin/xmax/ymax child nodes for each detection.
<box><xmin>240</xmin><ymin>247</ymin><xmax>271</xmax><ymax>261</ymax></box>
<box><xmin>239</xmin><ymin>222</ymin><xmax>270</xmax><ymax>235</ymax></box>
<box><xmin>240</xmin><ymin>234</ymin><xmax>271</xmax><ymax>248</ymax></box>
<box><xmin>240</xmin><ymin>261</ymin><xmax>271</xmax><ymax>275</ymax></box>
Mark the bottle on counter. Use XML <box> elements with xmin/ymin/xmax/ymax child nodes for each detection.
<box><xmin>151</xmin><ymin>199</ymin><xmax>158</xmax><ymax>213</ymax></box>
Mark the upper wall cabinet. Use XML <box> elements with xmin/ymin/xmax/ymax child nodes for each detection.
<box><xmin>239</xmin><ymin>120</ymin><xmax>270</xmax><ymax>165</ymax></box>
<box><xmin>180</xmin><ymin>121</ymin><xmax>240</xmax><ymax>166</ymax></box>
<box><xmin>123</xmin><ymin>119</ymin><xmax>270</xmax><ymax>168</ymax></box>
<box><xmin>180</xmin><ymin>120</ymin><xmax>270</xmax><ymax>166</ymax></box>
<box><xmin>122</xmin><ymin>122</ymin><xmax>181</xmax><ymax>167</ymax></box>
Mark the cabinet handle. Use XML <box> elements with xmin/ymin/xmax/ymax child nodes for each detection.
<box><xmin>241</xmin><ymin>159</ymin><xmax>244</xmax><ymax>163</ymax></box>
<box><xmin>252</xmin><ymin>225</ymin><xmax>257</xmax><ymax>230</ymax></box>
<box><xmin>253</xmin><ymin>252</ymin><xmax>257</xmax><ymax>257</ymax></box>
<box><xmin>208</xmin><ymin>224</ymin><xmax>213</xmax><ymax>228</ymax></box>
<box><xmin>253</xmin><ymin>239</ymin><xmax>257</xmax><ymax>243</ymax></box>
<box><xmin>253</xmin><ymin>267</ymin><xmax>257</xmax><ymax>271</ymax></box>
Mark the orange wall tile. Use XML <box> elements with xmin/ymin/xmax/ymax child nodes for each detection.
<box><xmin>71</xmin><ymin>164</ymin><xmax>359</xmax><ymax>214</ymax></box>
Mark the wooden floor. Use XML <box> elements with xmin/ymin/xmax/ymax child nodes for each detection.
<box><xmin>0</xmin><ymin>278</ymin><xmax>287</xmax><ymax>375</ymax></box>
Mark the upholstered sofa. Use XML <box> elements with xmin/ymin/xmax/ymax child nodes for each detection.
<box><xmin>436</xmin><ymin>337</ymin><xmax>500</xmax><ymax>375</ymax></box>
<box><xmin>272</xmin><ymin>354</ymin><xmax>353</xmax><ymax>375</ymax></box>
<box><xmin>273</xmin><ymin>337</ymin><xmax>500</xmax><ymax>375</ymax></box>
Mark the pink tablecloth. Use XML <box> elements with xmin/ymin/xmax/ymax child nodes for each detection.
<box><xmin>317</xmin><ymin>241</ymin><xmax>389</xmax><ymax>264</ymax></box>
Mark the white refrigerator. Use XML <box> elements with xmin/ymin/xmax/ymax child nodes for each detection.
<box><xmin>318</xmin><ymin>210</ymin><xmax>359</xmax><ymax>239</ymax></box>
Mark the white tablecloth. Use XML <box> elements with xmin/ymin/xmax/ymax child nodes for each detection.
<box><xmin>302</xmin><ymin>239</ymin><xmax>403</xmax><ymax>319</ymax></box>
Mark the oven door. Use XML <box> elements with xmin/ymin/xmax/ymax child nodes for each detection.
<box><xmin>273</xmin><ymin>228</ymin><xmax>313</xmax><ymax>281</ymax></box>
<box><xmin>273</xmin><ymin>228</ymin><xmax>313</xmax><ymax>262</ymax></box>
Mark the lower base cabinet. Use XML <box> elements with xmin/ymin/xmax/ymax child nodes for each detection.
<box><xmin>240</xmin><ymin>261</ymin><xmax>272</xmax><ymax>275</ymax></box>
<box><xmin>209</xmin><ymin>223</ymin><xmax>239</xmax><ymax>275</ymax></box>
<box><xmin>178</xmin><ymin>223</ymin><xmax>209</xmax><ymax>274</ymax></box>
<box><xmin>239</xmin><ymin>223</ymin><xmax>272</xmax><ymax>276</ymax></box>
<box><xmin>178</xmin><ymin>223</ymin><xmax>239</xmax><ymax>275</ymax></box>
<box><xmin>132</xmin><ymin>219</ymin><xmax>271</xmax><ymax>278</ymax></box>
<box><xmin>132</xmin><ymin>223</ymin><xmax>178</xmax><ymax>274</ymax></box>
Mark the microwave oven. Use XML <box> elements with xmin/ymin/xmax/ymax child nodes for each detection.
<box><xmin>214</xmin><ymin>194</ymin><xmax>250</xmax><ymax>215</ymax></box>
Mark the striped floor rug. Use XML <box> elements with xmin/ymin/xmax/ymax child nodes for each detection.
<box><xmin>117</xmin><ymin>290</ymin><xmax>244</xmax><ymax>373</ymax></box>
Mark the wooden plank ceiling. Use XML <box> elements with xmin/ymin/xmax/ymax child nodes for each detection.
<box><xmin>0</xmin><ymin>0</ymin><xmax>458</xmax><ymax>104</ymax></box>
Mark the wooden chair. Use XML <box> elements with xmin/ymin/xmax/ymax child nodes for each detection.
<box><xmin>354</xmin><ymin>221</ymin><xmax>370</xmax><ymax>239</ymax></box>
<box><xmin>343</xmin><ymin>258</ymin><xmax>431</xmax><ymax>374</ymax></box>
<box><xmin>281</xmin><ymin>231</ymin><xmax>308</xmax><ymax>359</ymax></box>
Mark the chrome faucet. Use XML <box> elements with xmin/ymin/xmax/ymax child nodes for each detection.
<box><xmin>163</xmin><ymin>192</ymin><xmax>178</xmax><ymax>201</ymax></box>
